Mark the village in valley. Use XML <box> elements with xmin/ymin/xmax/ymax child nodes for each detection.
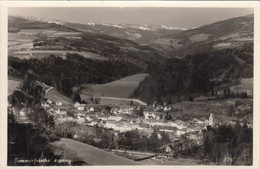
<box><xmin>8</xmin><ymin>77</ymin><xmax>253</xmax><ymax>165</ymax></box>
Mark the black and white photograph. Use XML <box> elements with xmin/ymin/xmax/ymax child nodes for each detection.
<box><xmin>1</xmin><ymin>1</ymin><xmax>259</xmax><ymax>167</ymax></box>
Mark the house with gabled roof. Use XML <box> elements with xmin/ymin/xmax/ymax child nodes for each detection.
<box><xmin>55</xmin><ymin>101</ymin><xmax>62</xmax><ymax>105</ymax></box>
<box><xmin>55</xmin><ymin>108</ymin><xmax>67</xmax><ymax>118</ymax></box>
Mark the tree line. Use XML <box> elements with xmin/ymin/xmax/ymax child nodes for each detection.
<box><xmin>9</xmin><ymin>53</ymin><xmax>142</xmax><ymax>97</ymax></box>
<box><xmin>202</xmin><ymin>122</ymin><xmax>252</xmax><ymax>165</ymax></box>
<box><xmin>133</xmin><ymin>44</ymin><xmax>253</xmax><ymax>104</ymax></box>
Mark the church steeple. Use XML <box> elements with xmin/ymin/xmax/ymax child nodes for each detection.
<box><xmin>209</xmin><ymin>113</ymin><xmax>215</xmax><ymax>127</ymax></box>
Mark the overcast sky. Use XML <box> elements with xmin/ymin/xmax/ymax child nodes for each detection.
<box><xmin>9</xmin><ymin>7</ymin><xmax>253</xmax><ymax>28</ymax></box>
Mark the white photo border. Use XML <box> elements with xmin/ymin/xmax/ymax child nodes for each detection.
<box><xmin>0</xmin><ymin>1</ymin><xmax>259</xmax><ymax>169</ymax></box>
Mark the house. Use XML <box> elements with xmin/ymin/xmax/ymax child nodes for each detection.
<box><xmin>89</xmin><ymin>107</ymin><xmax>94</xmax><ymax>112</ymax></box>
<box><xmin>144</xmin><ymin>111</ymin><xmax>156</xmax><ymax>119</ymax></box>
<box><xmin>104</xmin><ymin>120</ymin><xmax>117</xmax><ymax>129</ymax></box>
<box><xmin>41</xmin><ymin>101</ymin><xmax>49</xmax><ymax>108</ymax></box>
<box><xmin>56</xmin><ymin>109</ymin><xmax>67</xmax><ymax>118</ymax></box>
<box><xmin>154</xmin><ymin>111</ymin><xmax>166</xmax><ymax>120</ymax></box>
<box><xmin>144</xmin><ymin>107</ymin><xmax>156</xmax><ymax>119</ymax></box>
<box><xmin>77</xmin><ymin>106</ymin><xmax>85</xmax><ymax>111</ymax></box>
<box><xmin>47</xmin><ymin>108</ymin><xmax>55</xmax><ymax>115</ymax></box>
<box><xmin>74</xmin><ymin>102</ymin><xmax>86</xmax><ymax>109</ymax></box>
<box><xmin>108</xmin><ymin>116</ymin><xmax>122</xmax><ymax>121</ymax></box>
<box><xmin>118</xmin><ymin>105</ymin><xmax>134</xmax><ymax>115</ymax></box>
<box><xmin>99</xmin><ymin>115</ymin><xmax>109</xmax><ymax>121</ymax></box>
<box><xmin>74</xmin><ymin>102</ymin><xmax>80</xmax><ymax>107</ymax></box>
<box><xmin>47</xmin><ymin>99</ymin><xmax>53</xmax><ymax>104</ymax></box>
<box><xmin>159</xmin><ymin>129</ymin><xmax>174</xmax><ymax>133</ymax></box>
<box><xmin>143</xmin><ymin>119</ymin><xmax>165</xmax><ymax>127</ymax></box>
<box><xmin>188</xmin><ymin>133</ymin><xmax>199</xmax><ymax>141</ymax></box>
<box><xmin>165</xmin><ymin>145</ymin><xmax>174</xmax><ymax>153</ymax></box>
<box><xmin>164</xmin><ymin>106</ymin><xmax>171</xmax><ymax>111</ymax></box>
<box><xmin>56</xmin><ymin>101</ymin><xmax>62</xmax><ymax>106</ymax></box>
<box><xmin>155</xmin><ymin>105</ymin><xmax>164</xmax><ymax>110</ymax></box>
<box><xmin>76</xmin><ymin>118</ymin><xmax>85</xmax><ymax>124</ymax></box>
<box><xmin>85</xmin><ymin>115</ymin><xmax>93</xmax><ymax>121</ymax></box>
<box><xmin>223</xmin><ymin>153</ymin><xmax>233</xmax><ymax>165</ymax></box>
<box><xmin>110</xmin><ymin>108</ymin><xmax>119</xmax><ymax>115</ymax></box>
<box><xmin>77</xmin><ymin>113</ymin><xmax>84</xmax><ymax>119</ymax></box>
<box><xmin>174</xmin><ymin>120</ymin><xmax>188</xmax><ymax>129</ymax></box>
<box><xmin>176</xmin><ymin>128</ymin><xmax>186</xmax><ymax>136</ymax></box>
<box><xmin>187</xmin><ymin>125</ymin><xmax>202</xmax><ymax>133</ymax></box>
<box><xmin>99</xmin><ymin>120</ymin><xmax>106</xmax><ymax>127</ymax></box>
<box><xmin>86</xmin><ymin>119</ymin><xmax>99</xmax><ymax>126</ymax></box>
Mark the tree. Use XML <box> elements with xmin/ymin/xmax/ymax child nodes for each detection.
<box><xmin>47</xmin><ymin>115</ymin><xmax>55</xmax><ymax>130</ymax></box>
<box><xmin>167</xmin><ymin>98</ymin><xmax>172</xmax><ymax>105</ymax></box>
<box><xmin>227</xmin><ymin>105</ymin><xmax>235</xmax><ymax>117</ymax></box>
<box><xmin>165</xmin><ymin>112</ymin><xmax>172</xmax><ymax>120</ymax></box>
<box><xmin>160</xmin><ymin>132</ymin><xmax>170</xmax><ymax>145</ymax></box>
<box><xmin>242</xmin><ymin>91</ymin><xmax>248</xmax><ymax>98</ymax></box>
<box><xmin>72</xmin><ymin>91</ymin><xmax>81</xmax><ymax>103</ymax></box>
<box><xmin>148</xmin><ymin>131</ymin><xmax>160</xmax><ymax>152</ymax></box>
<box><xmin>202</xmin><ymin>124</ymin><xmax>252</xmax><ymax>165</ymax></box>
<box><xmin>223</xmin><ymin>87</ymin><xmax>227</xmax><ymax>98</ymax></box>
<box><xmin>227</xmin><ymin>87</ymin><xmax>231</xmax><ymax>98</ymax></box>
<box><xmin>138</xmin><ymin>106</ymin><xmax>144</xmax><ymax>117</ymax></box>
<box><xmin>95</xmin><ymin>98</ymin><xmax>100</xmax><ymax>104</ymax></box>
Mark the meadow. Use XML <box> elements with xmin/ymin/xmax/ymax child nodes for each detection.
<box><xmin>8</xmin><ymin>79</ymin><xmax>21</xmax><ymax>96</ymax></box>
<box><xmin>81</xmin><ymin>73</ymin><xmax>149</xmax><ymax>99</ymax></box>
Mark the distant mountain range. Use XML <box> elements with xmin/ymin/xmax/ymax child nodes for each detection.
<box><xmin>11</xmin><ymin>15</ymin><xmax>186</xmax><ymax>45</ymax></box>
<box><xmin>8</xmin><ymin>15</ymin><xmax>164</xmax><ymax>70</ymax></box>
<box><xmin>63</xmin><ymin>21</ymin><xmax>185</xmax><ymax>45</ymax></box>
<box><xmin>151</xmin><ymin>14</ymin><xmax>253</xmax><ymax>58</ymax></box>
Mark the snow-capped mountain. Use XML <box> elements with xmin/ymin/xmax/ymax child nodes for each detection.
<box><xmin>63</xmin><ymin>22</ymin><xmax>185</xmax><ymax>44</ymax></box>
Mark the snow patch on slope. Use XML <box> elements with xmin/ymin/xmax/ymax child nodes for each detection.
<box><xmin>102</xmin><ymin>23</ymin><xmax>125</xmax><ymax>28</ymax></box>
<box><xmin>125</xmin><ymin>31</ymin><xmax>142</xmax><ymax>40</ymax></box>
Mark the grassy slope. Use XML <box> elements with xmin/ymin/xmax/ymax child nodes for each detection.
<box><xmin>51</xmin><ymin>138</ymin><xmax>139</xmax><ymax>165</ymax></box>
<box><xmin>82</xmin><ymin>73</ymin><xmax>149</xmax><ymax>98</ymax></box>
<box><xmin>45</xmin><ymin>88</ymin><xmax>73</xmax><ymax>105</ymax></box>
<box><xmin>230</xmin><ymin>78</ymin><xmax>253</xmax><ymax>96</ymax></box>
<box><xmin>8</xmin><ymin>79</ymin><xmax>21</xmax><ymax>96</ymax></box>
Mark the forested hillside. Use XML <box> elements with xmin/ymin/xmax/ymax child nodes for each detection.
<box><xmin>9</xmin><ymin>54</ymin><xmax>142</xmax><ymax>97</ymax></box>
<box><xmin>133</xmin><ymin>43</ymin><xmax>253</xmax><ymax>104</ymax></box>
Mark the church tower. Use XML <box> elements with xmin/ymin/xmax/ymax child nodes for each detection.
<box><xmin>209</xmin><ymin>113</ymin><xmax>215</xmax><ymax>127</ymax></box>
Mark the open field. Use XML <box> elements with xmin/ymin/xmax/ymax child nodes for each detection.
<box><xmin>9</xmin><ymin>30</ymin><xmax>88</xmax><ymax>59</ymax></box>
<box><xmin>230</xmin><ymin>78</ymin><xmax>253</xmax><ymax>96</ymax></box>
<box><xmin>50</xmin><ymin>138</ymin><xmax>139</xmax><ymax>165</ymax></box>
<box><xmin>12</xmin><ymin>50</ymin><xmax>106</xmax><ymax>60</ymax></box>
<box><xmin>8</xmin><ymin>79</ymin><xmax>21</xmax><ymax>96</ymax></box>
<box><xmin>80</xmin><ymin>96</ymin><xmax>147</xmax><ymax>106</ymax></box>
<box><xmin>8</xmin><ymin>33</ymin><xmax>37</xmax><ymax>41</ymax></box>
<box><xmin>81</xmin><ymin>73</ymin><xmax>149</xmax><ymax>99</ymax></box>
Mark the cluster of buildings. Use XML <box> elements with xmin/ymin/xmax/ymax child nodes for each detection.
<box><xmin>38</xmin><ymin>99</ymin><xmax>212</xmax><ymax>144</ymax></box>
<box><xmin>8</xmin><ymin>94</ymin><xmax>216</xmax><ymax>153</ymax></box>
